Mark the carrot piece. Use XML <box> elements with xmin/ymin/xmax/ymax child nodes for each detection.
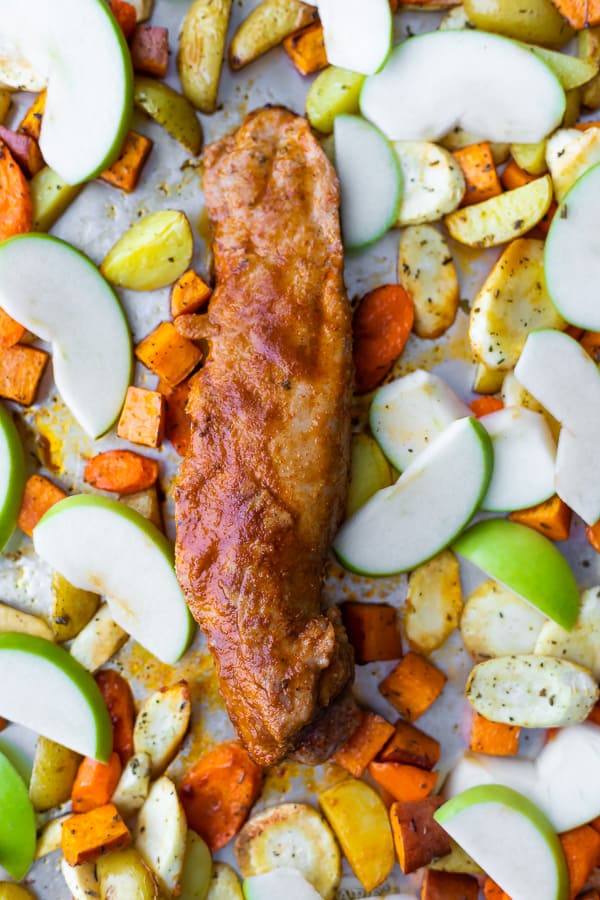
<box><xmin>483</xmin><ymin>879</ymin><xmax>511</xmax><ymax>900</ymax></box>
<box><xmin>560</xmin><ymin>824</ymin><xmax>600</xmax><ymax>898</ymax></box>
<box><xmin>453</xmin><ymin>142</ymin><xmax>503</xmax><ymax>207</ymax></box>
<box><xmin>0</xmin><ymin>717</ymin><xmax>7</xmax><ymax>732</ymax></box>
<box><xmin>353</xmin><ymin>285</ymin><xmax>414</xmax><ymax>394</ymax></box>
<box><xmin>61</xmin><ymin>803</ymin><xmax>130</xmax><ymax>866</ymax></box>
<box><xmin>135</xmin><ymin>321</ymin><xmax>203</xmax><ymax>388</ymax></box>
<box><xmin>379</xmin><ymin>652</ymin><xmax>447</xmax><ymax>721</ymax></box>
<box><xmin>159</xmin><ymin>378</ymin><xmax>192</xmax><ymax>456</ymax></box>
<box><xmin>369</xmin><ymin>761</ymin><xmax>437</xmax><ymax>803</ymax></box>
<box><xmin>71</xmin><ymin>752</ymin><xmax>122</xmax><ymax>814</ymax></box>
<box><xmin>509</xmin><ymin>494</ymin><xmax>572</xmax><ymax>542</ymax></box>
<box><xmin>18</xmin><ymin>474</ymin><xmax>67</xmax><ymax>537</ymax></box>
<box><xmin>565</xmin><ymin>325</ymin><xmax>585</xmax><ymax>340</ymax></box>
<box><xmin>0</xmin><ymin>308</ymin><xmax>25</xmax><ymax>348</ymax></box>
<box><xmin>95</xmin><ymin>669</ymin><xmax>136</xmax><ymax>765</ymax></box>
<box><xmin>99</xmin><ymin>130</ymin><xmax>153</xmax><ymax>194</ymax></box>
<box><xmin>389</xmin><ymin>797</ymin><xmax>450</xmax><ymax>874</ymax></box>
<box><xmin>469</xmin><ymin>396</ymin><xmax>503</xmax><ymax>417</ymax></box>
<box><xmin>581</xmin><ymin>331</ymin><xmax>600</xmax><ymax>364</ymax></box>
<box><xmin>117</xmin><ymin>386</ymin><xmax>165</xmax><ymax>449</ymax></box>
<box><xmin>283</xmin><ymin>22</ymin><xmax>328</xmax><ymax>76</ymax></box>
<box><xmin>587</xmin><ymin>520</ymin><xmax>600</xmax><ymax>553</ymax></box>
<box><xmin>470</xmin><ymin>711</ymin><xmax>520</xmax><ymax>756</ymax></box>
<box><xmin>576</xmin><ymin>121</ymin><xmax>600</xmax><ymax>132</ymax></box>
<box><xmin>547</xmin><ymin>0</ymin><xmax>585</xmax><ymax>27</ymax></box>
<box><xmin>130</xmin><ymin>25</ymin><xmax>170</xmax><ymax>78</ymax></box>
<box><xmin>332</xmin><ymin>711</ymin><xmax>395</xmax><ymax>777</ymax></box>
<box><xmin>340</xmin><ymin>602</ymin><xmax>402</xmax><ymax>664</ymax></box>
<box><xmin>171</xmin><ymin>269</ymin><xmax>211</xmax><ymax>318</ymax></box>
<box><xmin>110</xmin><ymin>0</ymin><xmax>137</xmax><ymax>39</ymax></box>
<box><xmin>0</xmin><ymin>125</ymin><xmax>44</xmax><ymax>178</ymax></box>
<box><xmin>421</xmin><ymin>870</ymin><xmax>479</xmax><ymax>900</ymax></box>
<box><xmin>179</xmin><ymin>742</ymin><xmax>263</xmax><ymax>851</ymax></box>
<box><xmin>587</xmin><ymin>702</ymin><xmax>600</xmax><ymax>726</ymax></box>
<box><xmin>379</xmin><ymin>721</ymin><xmax>440</xmax><ymax>771</ymax></box>
<box><xmin>18</xmin><ymin>91</ymin><xmax>46</xmax><ymax>141</ymax></box>
<box><xmin>536</xmin><ymin>201</ymin><xmax>558</xmax><ymax>237</ymax></box>
<box><xmin>591</xmin><ymin>816</ymin><xmax>600</xmax><ymax>835</ymax></box>
<box><xmin>84</xmin><ymin>449</ymin><xmax>159</xmax><ymax>496</ymax></box>
<box><xmin>0</xmin><ymin>140</ymin><xmax>32</xmax><ymax>242</ymax></box>
<box><xmin>500</xmin><ymin>159</ymin><xmax>538</xmax><ymax>192</ymax></box>
<box><xmin>579</xmin><ymin>891</ymin><xmax>600</xmax><ymax>900</ymax></box>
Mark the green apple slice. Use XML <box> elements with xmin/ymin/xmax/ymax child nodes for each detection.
<box><xmin>0</xmin><ymin>235</ymin><xmax>132</xmax><ymax>439</ymax></box>
<box><xmin>0</xmin><ymin>0</ymin><xmax>132</xmax><ymax>184</ymax></box>
<box><xmin>479</xmin><ymin>407</ymin><xmax>556</xmax><ymax>512</ymax></box>
<box><xmin>33</xmin><ymin>495</ymin><xmax>195</xmax><ymax>665</ymax></box>
<box><xmin>453</xmin><ymin>519</ymin><xmax>578</xmax><ymax>630</ymax></box>
<box><xmin>0</xmin><ymin>403</ymin><xmax>25</xmax><ymax>551</ymax></box>
<box><xmin>0</xmin><ymin>748</ymin><xmax>36</xmax><ymax>880</ymax></box>
<box><xmin>0</xmin><ymin>633</ymin><xmax>112</xmax><ymax>762</ymax></box>
<box><xmin>360</xmin><ymin>31</ymin><xmax>565</xmax><ymax>143</ymax></box>
<box><xmin>369</xmin><ymin>370</ymin><xmax>470</xmax><ymax>472</ymax></box>
<box><xmin>333</xmin><ymin>416</ymin><xmax>492</xmax><ymax>576</ymax></box>
<box><xmin>334</xmin><ymin>115</ymin><xmax>402</xmax><ymax>250</ymax></box>
<box><xmin>318</xmin><ymin>0</ymin><xmax>392</xmax><ymax>76</ymax></box>
<box><xmin>243</xmin><ymin>868</ymin><xmax>322</xmax><ymax>900</ymax></box>
<box><xmin>434</xmin><ymin>785</ymin><xmax>568</xmax><ymax>900</ymax></box>
<box><xmin>545</xmin><ymin>162</ymin><xmax>600</xmax><ymax>329</ymax></box>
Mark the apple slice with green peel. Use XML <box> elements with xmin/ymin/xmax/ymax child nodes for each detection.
<box><xmin>479</xmin><ymin>407</ymin><xmax>556</xmax><ymax>512</ymax></box>
<box><xmin>318</xmin><ymin>0</ymin><xmax>392</xmax><ymax>76</ymax></box>
<box><xmin>0</xmin><ymin>0</ymin><xmax>132</xmax><ymax>184</ymax></box>
<box><xmin>243</xmin><ymin>868</ymin><xmax>322</xmax><ymax>900</ymax></box>
<box><xmin>360</xmin><ymin>31</ymin><xmax>565</xmax><ymax>143</ymax></box>
<box><xmin>0</xmin><ymin>633</ymin><xmax>112</xmax><ymax>762</ymax></box>
<box><xmin>34</xmin><ymin>495</ymin><xmax>195</xmax><ymax>665</ymax></box>
<box><xmin>0</xmin><ymin>235</ymin><xmax>132</xmax><ymax>439</ymax></box>
<box><xmin>334</xmin><ymin>115</ymin><xmax>402</xmax><ymax>251</ymax></box>
<box><xmin>333</xmin><ymin>417</ymin><xmax>492</xmax><ymax>576</ymax></box>
<box><xmin>0</xmin><ymin>748</ymin><xmax>36</xmax><ymax>880</ymax></box>
<box><xmin>0</xmin><ymin>402</ymin><xmax>25</xmax><ymax>551</ymax></box>
<box><xmin>369</xmin><ymin>370</ymin><xmax>470</xmax><ymax>472</ymax></box>
<box><xmin>434</xmin><ymin>785</ymin><xmax>568</xmax><ymax>900</ymax></box>
<box><xmin>453</xmin><ymin>519</ymin><xmax>578</xmax><ymax>630</ymax></box>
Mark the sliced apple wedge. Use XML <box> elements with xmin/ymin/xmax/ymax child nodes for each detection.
<box><xmin>434</xmin><ymin>785</ymin><xmax>569</xmax><ymax>900</ymax></box>
<box><xmin>0</xmin><ymin>402</ymin><xmax>25</xmax><ymax>551</ymax></box>
<box><xmin>33</xmin><ymin>495</ymin><xmax>195</xmax><ymax>664</ymax></box>
<box><xmin>334</xmin><ymin>417</ymin><xmax>492</xmax><ymax>576</ymax></box>
<box><xmin>0</xmin><ymin>633</ymin><xmax>112</xmax><ymax>762</ymax></box>
<box><xmin>0</xmin><ymin>235</ymin><xmax>132</xmax><ymax>439</ymax></box>
<box><xmin>318</xmin><ymin>0</ymin><xmax>392</xmax><ymax>76</ymax></box>
<box><xmin>0</xmin><ymin>748</ymin><xmax>36</xmax><ymax>880</ymax></box>
<box><xmin>0</xmin><ymin>0</ymin><xmax>132</xmax><ymax>184</ymax></box>
<box><xmin>360</xmin><ymin>31</ymin><xmax>565</xmax><ymax>143</ymax></box>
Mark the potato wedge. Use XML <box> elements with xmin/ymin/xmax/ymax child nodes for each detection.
<box><xmin>346</xmin><ymin>433</ymin><xmax>393</xmax><ymax>518</ymax></box>
<box><xmin>101</xmin><ymin>210</ymin><xmax>193</xmax><ymax>292</ymax></box>
<box><xmin>0</xmin><ymin>885</ymin><xmax>35</xmax><ymax>899</ymax></box>
<box><xmin>136</xmin><ymin>776</ymin><xmax>187</xmax><ymax>897</ymax></box>
<box><xmin>440</xmin><ymin>128</ymin><xmax>510</xmax><ymax>165</ymax></box>
<box><xmin>562</xmin><ymin>87</ymin><xmax>582</xmax><ymax>127</ymax></box>
<box><xmin>399</xmin><ymin>224</ymin><xmax>459</xmax><ymax>339</ymax></box>
<box><xmin>546</xmin><ymin>127</ymin><xmax>600</xmax><ymax>201</ymax></box>
<box><xmin>133</xmin><ymin>680</ymin><xmax>191</xmax><ymax>777</ymax></box>
<box><xmin>97</xmin><ymin>847</ymin><xmax>160</xmax><ymax>900</ymax></box>
<box><xmin>181</xmin><ymin>831</ymin><xmax>212</xmax><ymax>900</ymax></box>
<box><xmin>466</xmin><ymin>655</ymin><xmax>599</xmax><ymax>727</ymax></box>
<box><xmin>235</xmin><ymin>803</ymin><xmax>341</xmax><ymax>900</ymax></box>
<box><xmin>178</xmin><ymin>0</ymin><xmax>232</xmax><ymax>115</ymax></box>
<box><xmin>429</xmin><ymin>839</ymin><xmax>484</xmax><ymax>875</ymax></box>
<box><xmin>534</xmin><ymin>587</ymin><xmax>600</xmax><ymax>679</ymax></box>
<box><xmin>394</xmin><ymin>142</ymin><xmax>465</xmax><ymax>226</ymax></box>
<box><xmin>69</xmin><ymin>603</ymin><xmax>129</xmax><ymax>673</ymax></box>
<box><xmin>469</xmin><ymin>238</ymin><xmax>565</xmax><ymax>370</ymax></box>
<box><xmin>229</xmin><ymin>0</ymin><xmax>318</xmax><ymax>70</ymax></box>
<box><xmin>120</xmin><ymin>486</ymin><xmax>163</xmax><ymax>532</ymax></box>
<box><xmin>472</xmin><ymin>362</ymin><xmax>505</xmax><ymax>394</ymax></box>
<box><xmin>0</xmin><ymin>602</ymin><xmax>53</xmax><ymax>641</ymax></box>
<box><xmin>319</xmin><ymin>778</ymin><xmax>394</xmax><ymax>893</ymax></box>
<box><xmin>464</xmin><ymin>0</ymin><xmax>574</xmax><ymax>47</ymax></box>
<box><xmin>60</xmin><ymin>859</ymin><xmax>100</xmax><ymax>900</ymax></box>
<box><xmin>30</xmin><ymin>167</ymin><xmax>83</xmax><ymax>232</ymax></box>
<box><xmin>460</xmin><ymin>580</ymin><xmax>546</xmax><ymax>660</ymax></box>
<box><xmin>111</xmin><ymin>751</ymin><xmax>152</xmax><ymax>818</ymax></box>
<box><xmin>29</xmin><ymin>736</ymin><xmax>80</xmax><ymax>811</ymax></box>
<box><xmin>133</xmin><ymin>77</ymin><xmax>202</xmax><ymax>155</ymax></box>
<box><xmin>35</xmin><ymin>814</ymin><xmax>69</xmax><ymax>859</ymax></box>
<box><xmin>305</xmin><ymin>66</ymin><xmax>365</xmax><ymax>134</ymax></box>
<box><xmin>445</xmin><ymin>175</ymin><xmax>553</xmax><ymax>248</ymax></box>
<box><xmin>207</xmin><ymin>863</ymin><xmax>243</xmax><ymax>900</ymax></box>
<box><xmin>405</xmin><ymin>550</ymin><xmax>462</xmax><ymax>655</ymax></box>
<box><xmin>129</xmin><ymin>0</ymin><xmax>154</xmax><ymax>21</ymax></box>
<box><xmin>510</xmin><ymin>140</ymin><xmax>548</xmax><ymax>174</ymax></box>
<box><xmin>501</xmin><ymin>372</ymin><xmax>545</xmax><ymax>414</ymax></box>
<box><xmin>579</xmin><ymin>26</ymin><xmax>600</xmax><ymax>109</ymax></box>
<box><xmin>50</xmin><ymin>571</ymin><xmax>99</xmax><ymax>642</ymax></box>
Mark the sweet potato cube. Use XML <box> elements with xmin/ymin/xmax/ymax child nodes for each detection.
<box><xmin>587</xmin><ymin>702</ymin><xmax>600</xmax><ymax>725</ymax></box>
<box><xmin>560</xmin><ymin>824</ymin><xmax>600</xmax><ymax>898</ymax></box>
<box><xmin>159</xmin><ymin>378</ymin><xmax>192</xmax><ymax>456</ymax></box>
<box><xmin>421</xmin><ymin>870</ymin><xmax>479</xmax><ymax>900</ymax></box>
<box><xmin>509</xmin><ymin>494</ymin><xmax>572</xmax><ymax>542</ymax></box>
<box><xmin>18</xmin><ymin>91</ymin><xmax>46</xmax><ymax>141</ymax></box>
<box><xmin>500</xmin><ymin>159</ymin><xmax>538</xmax><ymax>192</ymax></box>
<box><xmin>84</xmin><ymin>450</ymin><xmax>159</xmax><ymax>496</ymax></box>
<box><xmin>390</xmin><ymin>797</ymin><xmax>450</xmax><ymax>874</ymax></box>
<box><xmin>0</xmin><ymin>125</ymin><xmax>44</xmax><ymax>177</ymax></box>
<box><xmin>379</xmin><ymin>721</ymin><xmax>440</xmax><ymax>770</ymax></box>
<box><xmin>0</xmin><ymin>345</ymin><xmax>49</xmax><ymax>405</ymax></box>
<box><xmin>117</xmin><ymin>386</ymin><xmax>165</xmax><ymax>448</ymax></box>
<box><xmin>333</xmin><ymin>711</ymin><xmax>395</xmax><ymax>777</ymax></box>
<box><xmin>110</xmin><ymin>0</ymin><xmax>137</xmax><ymax>39</ymax></box>
<box><xmin>547</xmin><ymin>0</ymin><xmax>585</xmax><ymax>28</ymax></box>
<box><xmin>18</xmin><ymin>474</ymin><xmax>67</xmax><ymax>537</ymax></box>
<box><xmin>61</xmin><ymin>803</ymin><xmax>130</xmax><ymax>866</ymax></box>
<box><xmin>470</xmin><ymin>712</ymin><xmax>520</xmax><ymax>756</ymax></box>
<box><xmin>130</xmin><ymin>25</ymin><xmax>170</xmax><ymax>78</ymax></box>
<box><xmin>283</xmin><ymin>23</ymin><xmax>328</xmax><ymax>76</ymax></box>
<box><xmin>453</xmin><ymin>142</ymin><xmax>502</xmax><ymax>207</ymax></box>
<box><xmin>483</xmin><ymin>880</ymin><xmax>511</xmax><ymax>900</ymax></box>
<box><xmin>136</xmin><ymin>321</ymin><xmax>202</xmax><ymax>387</ymax></box>
<box><xmin>369</xmin><ymin>762</ymin><xmax>437</xmax><ymax>803</ymax></box>
<box><xmin>340</xmin><ymin>602</ymin><xmax>402</xmax><ymax>664</ymax></box>
<box><xmin>171</xmin><ymin>269</ymin><xmax>211</xmax><ymax>317</ymax></box>
<box><xmin>0</xmin><ymin>308</ymin><xmax>25</xmax><ymax>348</ymax></box>
<box><xmin>99</xmin><ymin>131</ymin><xmax>153</xmax><ymax>193</ymax></box>
<box><xmin>379</xmin><ymin>652</ymin><xmax>447</xmax><ymax>721</ymax></box>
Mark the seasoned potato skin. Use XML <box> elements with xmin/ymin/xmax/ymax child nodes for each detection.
<box><xmin>464</xmin><ymin>0</ymin><xmax>574</xmax><ymax>48</ymax></box>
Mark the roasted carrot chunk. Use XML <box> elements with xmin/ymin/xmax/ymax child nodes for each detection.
<box><xmin>0</xmin><ymin>717</ymin><xmax>7</xmax><ymax>731</ymax></box>
<box><xmin>470</xmin><ymin>712</ymin><xmax>520</xmax><ymax>756</ymax></box>
<box><xmin>99</xmin><ymin>131</ymin><xmax>153</xmax><ymax>193</ymax></box>
<box><xmin>483</xmin><ymin>879</ymin><xmax>511</xmax><ymax>900</ymax></box>
<box><xmin>18</xmin><ymin>91</ymin><xmax>46</xmax><ymax>141</ymax></box>
<box><xmin>130</xmin><ymin>25</ymin><xmax>170</xmax><ymax>78</ymax></box>
<box><xmin>110</xmin><ymin>0</ymin><xmax>137</xmax><ymax>39</ymax></box>
<box><xmin>180</xmin><ymin>742</ymin><xmax>263</xmax><ymax>851</ymax></box>
<box><xmin>171</xmin><ymin>269</ymin><xmax>211</xmax><ymax>318</ymax></box>
<box><xmin>0</xmin><ymin>125</ymin><xmax>44</xmax><ymax>177</ymax></box>
<box><xmin>72</xmin><ymin>752</ymin><xmax>122</xmax><ymax>814</ymax></box>
<box><xmin>95</xmin><ymin>669</ymin><xmax>136</xmax><ymax>765</ymax></box>
<box><xmin>283</xmin><ymin>22</ymin><xmax>328</xmax><ymax>76</ymax></box>
<box><xmin>469</xmin><ymin>396</ymin><xmax>503</xmax><ymax>417</ymax></box>
<box><xmin>159</xmin><ymin>378</ymin><xmax>192</xmax><ymax>457</ymax></box>
<box><xmin>421</xmin><ymin>870</ymin><xmax>479</xmax><ymax>900</ymax></box>
<box><xmin>340</xmin><ymin>602</ymin><xmax>402</xmax><ymax>665</ymax></box>
<box><xmin>84</xmin><ymin>450</ymin><xmax>159</xmax><ymax>496</ymax></box>
<box><xmin>560</xmin><ymin>824</ymin><xmax>600</xmax><ymax>898</ymax></box>
<box><xmin>353</xmin><ymin>285</ymin><xmax>414</xmax><ymax>394</ymax></box>
<box><xmin>390</xmin><ymin>797</ymin><xmax>450</xmax><ymax>874</ymax></box>
<box><xmin>510</xmin><ymin>494</ymin><xmax>572</xmax><ymax>542</ymax></box>
<box><xmin>547</xmin><ymin>0</ymin><xmax>585</xmax><ymax>27</ymax></box>
<box><xmin>500</xmin><ymin>159</ymin><xmax>538</xmax><ymax>192</ymax></box>
<box><xmin>565</xmin><ymin>325</ymin><xmax>585</xmax><ymax>340</ymax></box>
<box><xmin>587</xmin><ymin>702</ymin><xmax>600</xmax><ymax>726</ymax></box>
<box><xmin>380</xmin><ymin>652</ymin><xmax>447</xmax><ymax>721</ymax></box>
<box><xmin>18</xmin><ymin>474</ymin><xmax>67</xmax><ymax>537</ymax></box>
<box><xmin>117</xmin><ymin>386</ymin><xmax>165</xmax><ymax>448</ymax></box>
<box><xmin>0</xmin><ymin>344</ymin><xmax>48</xmax><ymax>405</ymax></box>
<box><xmin>453</xmin><ymin>142</ymin><xmax>503</xmax><ymax>207</ymax></box>
<box><xmin>0</xmin><ymin>309</ymin><xmax>25</xmax><ymax>348</ymax></box>
<box><xmin>576</xmin><ymin>121</ymin><xmax>600</xmax><ymax>132</ymax></box>
<box><xmin>135</xmin><ymin>321</ymin><xmax>203</xmax><ymax>387</ymax></box>
<box><xmin>333</xmin><ymin>711</ymin><xmax>395</xmax><ymax>777</ymax></box>
<box><xmin>369</xmin><ymin>761</ymin><xmax>437</xmax><ymax>803</ymax></box>
<box><xmin>580</xmin><ymin>331</ymin><xmax>600</xmax><ymax>364</ymax></box>
<box><xmin>62</xmin><ymin>803</ymin><xmax>130</xmax><ymax>866</ymax></box>
<box><xmin>0</xmin><ymin>140</ymin><xmax>32</xmax><ymax>242</ymax></box>
<box><xmin>379</xmin><ymin>721</ymin><xmax>440</xmax><ymax>771</ymax></box>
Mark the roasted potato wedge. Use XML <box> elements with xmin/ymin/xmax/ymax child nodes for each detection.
<box><xmin>178</xmin><ymin>0</ymin><xmax>232</xmax><ymax>115</ymax></box>
<box><xmin>120</xmin><ymin>486</ymin><xmax>163</xmax><ymax>532</ymax></box>
<box><xmin>30</xmin><ymin>167</ymin><xmax>83</xmax><ymax>232</ymax></box>
<box><xmin>0</xmin><ymin>91</ymin><xmax>11</xmax><ymax>124</ymax></box>
<box><xmin>510</xmin><ymin>140</ymin><xmax>548</xmax><ymax>174</ymax></box>
<box><xmin>133</xmin><ymin>680</ymin><xmax>191</xmax><ymax>777</ymax></box>
<box><xmin>180</xmin><ymin>831</ymin><xmax>213</xmax><ymax>900</ymax></box>
<box><xmin>464</xmin><ymin>0</ymin><xmax>574</xmax><ymax>46</ymax></box>
<box><xmin>429</xmin><ymin>839</ymin><xmax>484</xmax><ymax>875</ymax></box>
<box><xmin>460</xmin><ymin>580</ymin><xmax>546</xmax><ymax>659</ymax></box>
<box><xmin>0</xmin><ymin>602</ymin><xmax>53</xmax><ymax>641</ymax></box>
<box><xmin>111</xmin><ymin>751</ymin><xmax>152</xmax><ymax>818</ymax></box>
<box><xmin>35</xmin><ymin>814</ymin><xmax>69</xmax><ymax>859</ymax></box>
<box><xmin>305</xmin><ymin>66</ymin><xmax>364</xmax><ymax>134</ymax></box>
<box><xmin>0</xmin><ymin>885</ymin><xmax>35</xmax><ymax>899</ymax></box>
<box><xmin>129</xmin><ymin>0</ymin><xmax>154</xmax><ymax>21</ymax></box>
<box><xmin>97</xmin><ymin>847</ymin><xmax>160</xmax><ymax>900</ymax></box>
<box><xmin>473</xmin><ymin>362</ymin><xmax>505</xmax><ymax>394</ymax></box>
<box><xmin>346</xmin><ymin>433</ymin><xmax>393</xmax><ymax>518</ymax></box>
<box><xmin>579</xmin><ymin>26</ymin><xmax>600</xmax><ymax>109</ymax></box>
<box><xmin>29</xmin><ymin>736</ymin><xmax>80</xmax><ymax>811</ymax></box>
<box><xmin>546</xmin><ymin>127</ymin><xmax>600</xmax><ymax>201</ymax></box>
<box><xmin>439</xmin><ymin>5</ymin><xmax>471</xmax><ymax>28</ymax></box>
<box><xmin>535</xmin><ymin>587</ymin><xmax>600</xmax><ymax>679</ymax></box>
<box><xmin>133</xmin><ymin>77</ymin><xmax>202</xmax><ymax>155</ymax></box>
<box><xmin>136</xmin><ymin>776</ymin><xmax>187</xmax><ymax>897</ymax></box>
<box><xmin>394</xmin><ymin>142</ymin><xmax>465</xmax><ymax>226</ymax></box>
<box><xmin>405</xmin><ymin>550</ymin><xmax>462</xmax><ymax>655</ymax></box>
<box><xmin>229</xmin><ymin>0</ymin><xmax>317</xmax><ymax>70</ymax></box>
<box><xmin>50</xmin><ymin>571</ymin><xmax>99</xmax><ymax>642</ymax></box>
<box><xmin>69</xmin><ymin>603</ymin><xmax>128</xmax><ymax>672</ymax></box>
<box><xmin>563</xmin><ymin>87</ymin><xmax>582</xmax><ymax>127</ymax></box>
<box><xmin>60</xmin><ymin>859</ymin><xmax>100</xmax><ymax>900</ymax></box>
<box><xmin>399</xmin><ymin>224</ymin><xmax>459</xmax><ymax>338</ymax></box>
<box><xmin>207</xmin><ymin>863</ymin><xmax>243</xmax><ymax>899</ymax></box>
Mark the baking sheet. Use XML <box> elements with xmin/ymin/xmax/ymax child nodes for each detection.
<box><xmin>0</xmin><ymin>2</ymin><xmax>598</xmax><ymax>897</ymax></box>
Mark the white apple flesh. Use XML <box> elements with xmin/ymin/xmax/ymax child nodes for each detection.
<box><xmin>318</xmin><ymin>0</ymin><xmax>392</xmax><ymax>76</ymax></box>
